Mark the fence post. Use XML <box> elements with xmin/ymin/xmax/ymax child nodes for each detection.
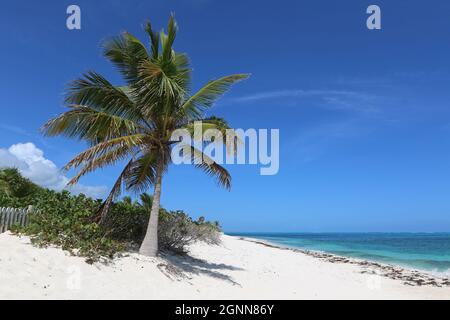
<box><xmin>0</xmin><ymin>206</ymin><xmax>32</xmax><ymax>233</ymax></box>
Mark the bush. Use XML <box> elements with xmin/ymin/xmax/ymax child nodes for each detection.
<box><xmin>102</xmin><ymin>199</ymin><xmax>148</xmax><ymax>243</ymax></box>
<box><xmin>0</xmin><ymin>168</ymin><xmax>44</xmax><ymax>208</ymax></box>
<box><xmin>0</xmin><ymin>168</ymin><xmax>39</xmax><ymax>198</ymax></box>
<box><xmin>105</xmin><ymin>206</ymin><xmax>222</xmax><ymax>254</ymax></box>
<box><xmin>14</xmin><ymin>190</ymin><xmax>126</xmax><ymax>263</ymax></box>
<box><xmin>2</xmin><ymin>168</ymin><xmax>222</xmax><ymax>262</ymax></box>
<box><xmin>158</xmin><ymin>210</ymin><xmax>221</xmax><ymax>254</ymax></box>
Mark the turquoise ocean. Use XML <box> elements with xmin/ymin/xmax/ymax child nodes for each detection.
<box><xmin>228</xmin><ymin>233</ymin><xmax>450</xmax><ymax>275</ymax></box>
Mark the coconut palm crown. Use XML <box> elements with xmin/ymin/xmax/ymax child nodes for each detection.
<box><xmin>42</xmin><ymin>15</ymin><xmax>249</xmax><ymax>256</ymax></box>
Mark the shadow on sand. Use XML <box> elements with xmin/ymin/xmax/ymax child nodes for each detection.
<box><xmin>158</xmin><ymin>253</ymin><xmax>244</xmax><ymax>286</ymax></box>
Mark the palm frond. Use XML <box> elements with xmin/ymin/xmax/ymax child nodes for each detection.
<box><xmin>96</xmin><ymin>160</ymin><xmax>134</xmax><ymax>223</ymax></box>
<box><xmin>134</xmin><ymin>59</ymin><xmax>186</xmax><ymax>112</ymax></box>
<box><xmin>140</xmin><ymin>193</ymin><xmax>154</xmax><ymax>210</ymax></box>
<box><xmin>64</xmin><ymin>134</ymin><xmax>146</xmax><ymax>171</ymax></box>
<box><xmin>103</xmin><ymin>32</ymin><xmax>149</xmax><ymax>82</ymax></box>
<box><xmin>42</xmin><ymin>105</ymin><xmax>143</xmax><ymax>144</ymax></box>
<box><xmin>125</xmin><ymin>152</ymin><xmax>158</xmax><ymax>192</ymax></box>
<box><xmin>180</xmin><ymin>74</ymin><xmax>250</xmax><ymax>120</ymax></box>
<box><xmin>187</xmin><ymin>146</ymin><xmax>231</xmax><ymax>190</ymax></box>
<box><xmin>161</xmin><ymin>15</ymin><xmax>177</xmax><ymax>62</ymax></box>
<box><xmin>182</xmin><ymin>116</ymin><xmax>241</xmax><ymax>155</ymax></box>
<box><xmin>172</xmin><ymin>53</ymin><xmax>191</xmax><ymax>93</ymax></box>
<box><xmin>183</xmin><ymin>116</ymin><xmax>230</xmax><ymax>137</ymax></box>
<box><xmin>65</xmin><ymin>71</ymin><xmax>143</xmax><ymax>122</ymax></box>
<box><xmin>67</xmin><ymin>142</ymin><xmax>134</xmax><ymax>185</ymax></box>
<box><xmin>144</xmin><ymin>21</ymin><xmax>160</xmax><ymax>59</ymax></box>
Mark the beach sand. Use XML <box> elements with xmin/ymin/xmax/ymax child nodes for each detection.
<box><xmin>1</xmin><ymin>232</ymin><xmax>449</xmax><ymax>300</ymax></box>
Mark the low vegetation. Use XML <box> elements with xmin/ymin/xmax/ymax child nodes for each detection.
<box><xmin>0</xmin><ymin>168</ymin><xmax>222</xmax><ymax>263</ymax></box>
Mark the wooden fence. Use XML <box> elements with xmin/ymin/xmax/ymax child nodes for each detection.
<box><xmin>0</xmin><ymin>206</ymin><xmax>33</xmax><ymax>233</ymax></box>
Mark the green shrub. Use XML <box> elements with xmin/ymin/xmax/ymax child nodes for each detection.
<box><xmin>105</xmin><ymin>206</ymin><xmax>222</xmax><ymax>254</ymax></box>
<box><xmin>14</xmin><ymin>190</ymin><xmax>126</xmax><ymax>263</ymax></box>
<box><xmin>2</xmin><ymin>168</ymin><xmax>222</xmax><ymax>262</ymax></box>
<box><xmin>102</xmin><ymin>199</ymin><xmax>149</xmax><ymax>243</ymax></box>
<box><xmin>0</xmin><ymin>168</ymin><xmax>39</xmax><ymax>198</ymax></box>
<box><xmin>158</xmin><ymin>210</ymin><xmax>221</xmax><ymax>253</ymax></box>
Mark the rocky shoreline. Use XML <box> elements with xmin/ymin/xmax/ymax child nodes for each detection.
<box><xmin>240</xmin><ymin>237</ymin><xmax>450</xmax><ymax>288</ymax></box>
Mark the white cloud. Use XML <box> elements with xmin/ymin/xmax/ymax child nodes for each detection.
<box><xmin>232</xmin><ymin>89</ymin><xmax>362</xmax><ymax>103</ymax></box>
<box><xmin>230</xmin><ymin>89</ymin><xmax>380</xmax><ymax>116</ymax></box>
<box><xmin>0</xmin><ymin>143</ymin><xmax>107</xmax><ymax>198</ymax></box>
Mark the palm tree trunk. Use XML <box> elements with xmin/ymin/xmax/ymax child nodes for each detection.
<box><xmin>139</xmin><ymin>162</ymin><xmax>163</xmax><ymax>257</ymax></box>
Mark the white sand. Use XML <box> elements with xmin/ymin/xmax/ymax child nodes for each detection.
<box><xmin>1</xmin><ymin>232</ymin><xmax>449</xmax><ymax>300</ymax></box>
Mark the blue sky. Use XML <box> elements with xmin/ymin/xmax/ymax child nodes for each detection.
<box><xmin>1</xmin><ymin>0</ymin><xmax>450</xmax><ymax>232</ymax></box>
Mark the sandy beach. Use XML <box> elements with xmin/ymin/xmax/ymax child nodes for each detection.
<box><xmin>1</xmin><ymin>232</ymin><xmax>449</xmax><ymax>300</ymax></box>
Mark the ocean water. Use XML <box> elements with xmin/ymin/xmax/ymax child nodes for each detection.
<box><xmin>228</xmin><ymin>233</ymin><xmax>450</xmax><ymax>274</ymax></box>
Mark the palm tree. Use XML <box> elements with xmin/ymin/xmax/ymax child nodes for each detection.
<box><xmin>139</xmin><ymin>193</ymin><xmax>153</xmax><ymax>212</ymax></box>
<box><xmin>0</xmin><ymin>168</ymin><xmax>38</xmax><ymax>198</ymax></box>
<box><xmin>42</xmin><ymin>15</ymin><xmax>248</xmax><ymax>257</ymax></box>
<box><xmin>0</xmin><ymin>175</ymin><xmax>11</xmax><ymax>197</ymax></box>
